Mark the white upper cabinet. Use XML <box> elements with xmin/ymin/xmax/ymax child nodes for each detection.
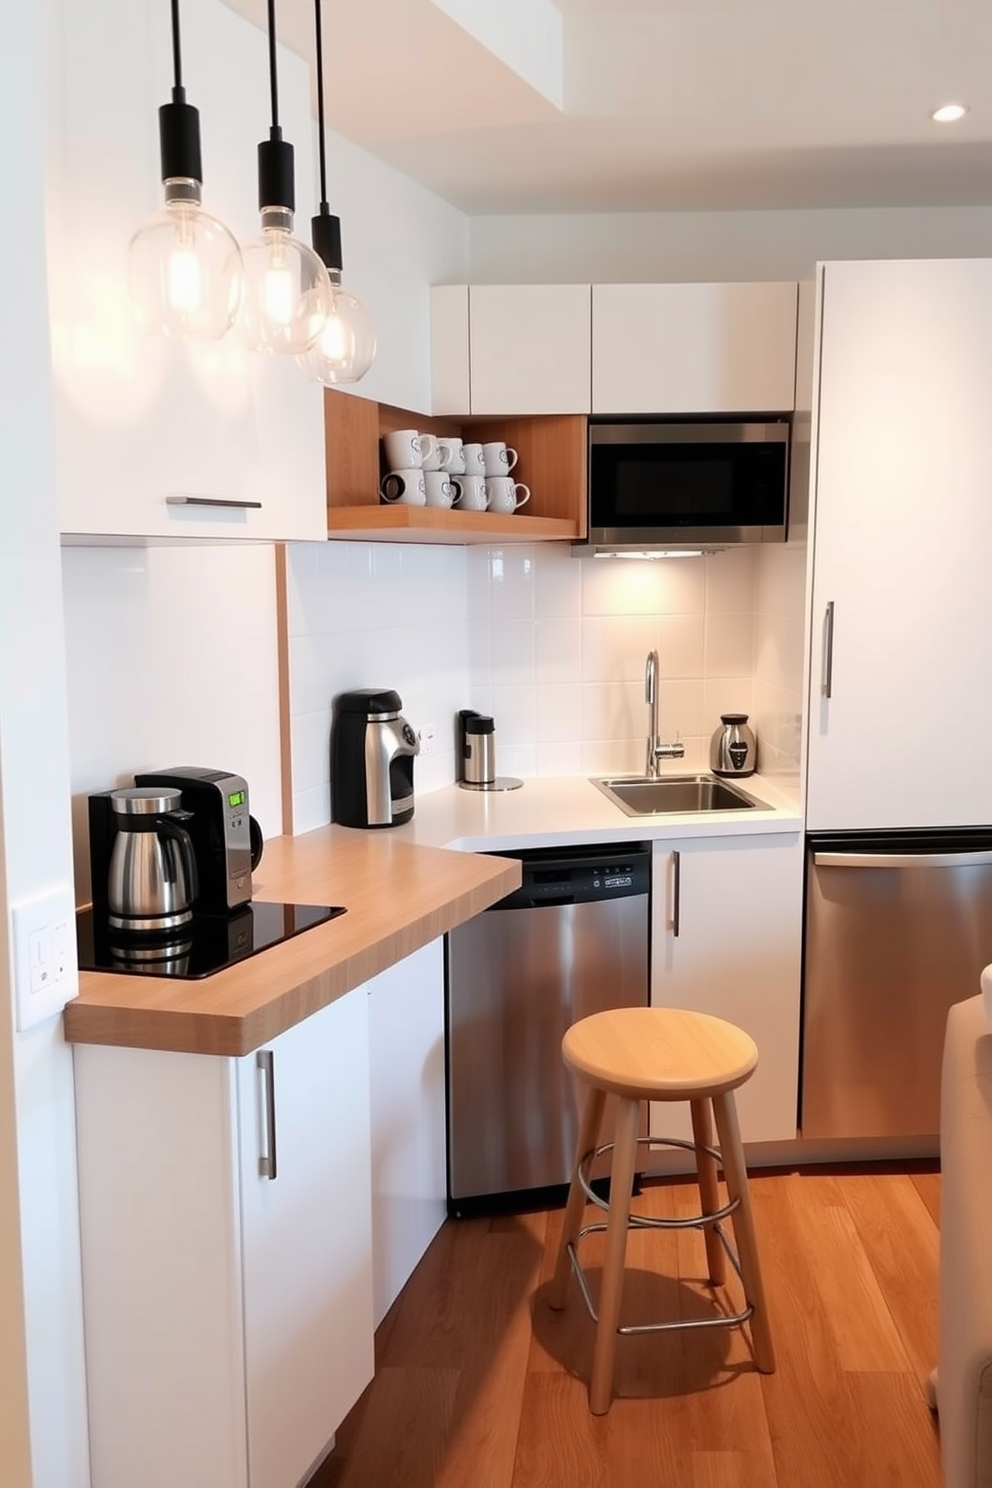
<box><xmin>48</xmin><ymin>0</ymin><xmax>328</xmax><ymax>542</ymax></box>
<box><xmin>592</xmin><ymin>282</ymin><xmax>798</xmax><ymax>415</ymax></box>
<box><xmin>806</xmin><ymin>258</ymin><xmax>992</xmax><ymax>831</ymax></box>
<box><xmin>431</xmin><ymin>284</ymin><xmax>592</xmax><ymax>415</ymax></box>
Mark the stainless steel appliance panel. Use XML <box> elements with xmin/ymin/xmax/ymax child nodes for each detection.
<box><xmin>446</xmin><ymin>845</ymin><xmax>650</xmax><ymax>1205</ymax></box>
<box><xmin>802</xmin><ymin>831</ymin><xmax>992</xmax><ymax>1140</ymax></box>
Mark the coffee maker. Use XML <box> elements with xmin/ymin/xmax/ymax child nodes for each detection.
<box><xmin>132</xmin><ymin>767</ymin><xmax>263</xmax><ymax>911</ymax></box>
<box><xmin>331</xmin><ymin>689</ymin><xmax>420</xmax><ymax>828</ymax></box>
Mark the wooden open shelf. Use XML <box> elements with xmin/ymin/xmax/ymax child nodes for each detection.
<box><xmin>324</xmin><ymin>390</ymin><xmax>588</xmax><ymax>545</ymax></box>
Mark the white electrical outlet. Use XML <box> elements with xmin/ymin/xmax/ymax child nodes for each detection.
<box><xmin>12</xmin><ymin>887</ymin><xmax>78</xmax><ymax>1032</ymax></box>
<box><xmin>420</xmin><ymin>721</ymin><xmax>436</xmax><ymax>756</ymax></box>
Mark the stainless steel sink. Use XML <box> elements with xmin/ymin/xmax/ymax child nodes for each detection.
<box><xmin>592</xmin><ymin>773</ymin><xmax>769</xmax><ymax>816</ymax></box>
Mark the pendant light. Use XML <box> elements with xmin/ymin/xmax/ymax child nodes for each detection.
<box><xmin>128</xmin><ymin>0</ymin><xmax>243</xmax><ymax>339</ymax></box>
<box><xmin>238</xmin><ymin>0</ymin><xmax>330</xmax><ymax>354</ymax></box>
<box><xmin>297</xmin><ymin>0</ymin><xmax>376</xmax><ymax>385</ymax></box>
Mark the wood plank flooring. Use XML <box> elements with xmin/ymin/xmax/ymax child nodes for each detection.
<box><xmin>315</xmin><ymin>1165</ymin><xmax>941</xmax><ymax>1488</ymax></box>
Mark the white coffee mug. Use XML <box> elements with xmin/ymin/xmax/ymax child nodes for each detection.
<box><xmin>424</xmin><ymin>471</ymin><xmax>457</xmax><ymax>509</ymax></box>
<box><xmin>487</xmin><ymin>476</ymin><xmax>530</xmax><ymax>514</ymax></box>
<box><xmin>441</xmin><ymin>437</ymin><xmax>464</xmax><ymax>474</ymax></box>
<box><xmin>453</xmin><ymin>475</ymin><xmax>488</xmax><ymax>511</ymax></box>
<box><xmin>419</xmin><ymin>434</ymin><xmax>453</xmax><ymax>472</ymax></box>
<box><xmin>461</xmin><ymin>443</ymin><xmax>486</xmax><ymax>476</ymax></box>
<box><xmin>382</xmin><ymin>429</ymin><xmax>423</xmax><ymax>469</ymax></box>
<box><xmin>482</xmin><ymin>441</ymin><xmax>518</xmax><ymax>477</ymax></box>
<box><xmin>380</xmin><ymin>469</ymin><xmax>427</xmax><ymax>506</ymax></box>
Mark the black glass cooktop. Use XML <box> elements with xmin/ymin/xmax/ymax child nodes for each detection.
<box><xmin>76</xmin><ymin>902</ymin><xmax>346</xmax><ymax>980</ymax></box>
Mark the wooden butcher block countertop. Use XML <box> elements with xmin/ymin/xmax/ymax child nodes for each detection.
<box><xmin>63</xmin><ymin>826</ymin><xmax>519</xmax><ymax>1058</ymax></box>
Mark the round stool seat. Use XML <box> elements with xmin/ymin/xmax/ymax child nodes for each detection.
<box><xmin>562</xmin><ymin>1006</ymin><xmax>758</xmax><ymax>1103</ymax></box>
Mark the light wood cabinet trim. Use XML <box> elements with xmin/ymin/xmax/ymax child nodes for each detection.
<box><xmin>64</xmin><ymin>831</ymin><xmax>519</xmax><ymax>1057</ymax></box>
<box><xmin>324</xmin><ymin>389</ymin><xmax>381</xmax><ymax>509</ymax></box>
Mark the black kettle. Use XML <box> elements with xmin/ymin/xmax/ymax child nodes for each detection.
<box><xmin>710</xmin><ymin>714</ymin><xmax>757</xmax><ymax>777</ymax></box>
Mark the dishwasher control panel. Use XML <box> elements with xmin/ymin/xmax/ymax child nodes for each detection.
<box><xmin>490</xmin><ymin>844</ymin><xmax>651</xmax><ymax>911</ymax></box>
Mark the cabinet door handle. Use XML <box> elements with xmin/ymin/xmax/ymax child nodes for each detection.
<box><xmin>822</xmin><ymin>601</ymin><xmax>835</xmax><ymax>698</ymax></box>
<box><xmin>672</xmin><ymin>849</ymin><xmax>681</xmax><ymax>938</ymax></box>
<box><xmin>256</xmin><ymin>1050</ymin><xmax>278</xmax><ymax>1180</ymax></box>
<box><xmin>166</xmin><ymin>495</ymin><xmax>263</xmax><ymax>510</ymax></box>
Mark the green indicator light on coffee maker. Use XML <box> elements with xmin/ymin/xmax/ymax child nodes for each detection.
<box><xmin>228</xmin><ymin>790</ymin><xmax>245</xmax><ymax>808</ymax></box>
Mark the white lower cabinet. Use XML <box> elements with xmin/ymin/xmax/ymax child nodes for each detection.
<box><xmin>367</xmin><ymin>940</ymin><xmax>447</xmax><ymax>1327</ymax></box>
<box><xmin>74</xmin><ymin>990</ymin><xmax>374</xmax><ymax>1488</ymax></box>
<box><xmin>649</xmin><ymin>833</ymin><xmax>803</xmax><ymax>1149</ymax></box>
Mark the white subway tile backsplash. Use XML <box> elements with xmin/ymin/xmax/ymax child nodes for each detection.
<box><xmin>705</xmin><ymin>548</ymin><xmax>757</xmax><ymax>613</ymax></box>
<box><xmin>535</xmin><ymin>618</ymin><xmax>582</xmax><ymax>683</ymax></box>
<box><xmin>534</xmin><ymin>547</ymin><xmax>582</xmax><ymax>618</ymax></box>
<box><xmin>488</xmin><ymin>546</ymin><xmax>536</xmax><ymax>621</ymax></box>
<box><xmin>536</xmin><ymin>683</ymin><xmax>583</xmax><ymax>743</ymax></box>
<box><xmin>704</xmin><ymin>612</ymin><xmax>756</xmax><ymax>678</ymax></box>
<box><xmin>284</xmin><ymin>536</ymin><xmax>807</xmax><ymax>824</ymax></box>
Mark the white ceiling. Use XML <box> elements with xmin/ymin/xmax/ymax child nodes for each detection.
<box><xmin>225</xmin><ymin>0</ymin><xmax>992</xmax><ymax>215</ymax></box>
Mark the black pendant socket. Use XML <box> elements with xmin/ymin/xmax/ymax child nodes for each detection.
<box><xmin>159</xmin><ymin>93</ymin><xmax>203</xmax><ymax>184</ymax></box>
<box><xmin>258</xmin><ymin>131</ymin><xmax>295</xmax><ymax>213</ymax></box>
<box><xmin>311</xmin><ymin>210</ymin><xmax>343</xmax><ymax>273</ymax></box>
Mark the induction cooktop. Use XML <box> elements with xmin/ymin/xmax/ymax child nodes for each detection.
<box><xmin>76</xmin><ymin>901</ymin><xmax>346</xmax><ymax>980</ymax></box>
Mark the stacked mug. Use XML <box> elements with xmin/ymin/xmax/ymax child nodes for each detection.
<box><xmin>380</xmin><ymin>430</ymin><xmax>530</xmax><ymax>515</ymax></box>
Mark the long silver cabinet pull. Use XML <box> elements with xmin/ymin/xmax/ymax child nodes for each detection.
<box><xmin>672</xmin><ymin>849</ymin><xmax>681</xmax><ymax>937</ymax></box>
<box><xmin>822</xmin><ymin>601</ymin><xmax>835</xmax><ymax>698</ymax></box>
<box><xmin>813</xmin><ymin>849</ymin><xmax>992</xmax><ymax>871</ymax></box>
<box><xmin>166</xmin><ymin>495</ymin><xmax>263</xmax><ymax>509</ymax></box>
<box><xmin>256</xmin><ymin>1049</ymin><xmax>278</xmax><ymax>1180</ymax></box>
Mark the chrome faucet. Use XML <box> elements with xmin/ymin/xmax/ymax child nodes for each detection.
<box><xmin>644</xmin><ymin>648</ymin><xmax>684</xmax><ymax>777</ymax></box>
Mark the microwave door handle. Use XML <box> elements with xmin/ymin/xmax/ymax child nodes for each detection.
<box><xmin>812</xmin><ymin>850</ymin><xmax>992</xmax><ymax>870</ymax></box>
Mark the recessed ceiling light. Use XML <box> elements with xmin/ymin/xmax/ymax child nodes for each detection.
<box><xmin>932</xmin><ymin>103</ymin><xmax>968</xmax><ymax>124</ymax></box>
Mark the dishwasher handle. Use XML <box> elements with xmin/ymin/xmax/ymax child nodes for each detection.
<box><xmin>812</xmin><ymin>849</ymin><xmax>992</xmax><ymax>870</ymax></box>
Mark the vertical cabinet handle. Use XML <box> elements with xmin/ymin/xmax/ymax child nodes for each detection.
<box><xmin>822</xmin><ymin>601</ymin><xmax>835</xmax><ymax>698</ymax></box>
<box><xmin>256</xmin><ymin>1050</ymin><xmax>277</xmax><ymax>1180</ymax></box>
<box><xmin>672</xmin><ymin>849</ymin><xmax>681</xmax><ymax>938</ymax></box>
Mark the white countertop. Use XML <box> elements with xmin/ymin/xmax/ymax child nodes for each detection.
<box><xmin>395</xmin><ymin>770</ymin><xmax>803</xmax><ymax>853</ymax></box>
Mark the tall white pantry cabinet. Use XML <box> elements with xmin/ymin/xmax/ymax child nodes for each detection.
<box><xmin>805</xmin><ymin>258</ymin><xmax>992</xmax><ymax>831</ymax></box>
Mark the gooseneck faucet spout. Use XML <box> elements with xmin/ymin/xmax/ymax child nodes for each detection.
<box><xmin>645</xmin><ymin>648</ymin><xmax>684</xmax><ymax>777</ymax></box>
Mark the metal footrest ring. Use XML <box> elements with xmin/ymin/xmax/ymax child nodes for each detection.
<box><xmin>567</xmin><ymin>1133</ymin><xmax>754</xmax><ymax>1338</ymax></box>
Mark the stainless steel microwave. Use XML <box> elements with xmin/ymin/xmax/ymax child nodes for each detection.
<box><xmin>580</xmin><ymin>418</ymin><xmax>790</xmax><ymax>555</ymax></box>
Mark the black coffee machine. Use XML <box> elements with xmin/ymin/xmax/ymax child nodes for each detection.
<box><xmin>131</xmin><ymin>767</ymin><xmax>263</xmax><ymax>911</ymax></box>
<box><xmin>331</xmin><ymin>689</ymin><xmax>420</xmax><ymax>828</ymax></box>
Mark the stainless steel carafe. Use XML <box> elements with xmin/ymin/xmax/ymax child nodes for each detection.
<box><xmin>107</xmin><ymin>788</ymin><xmax>198</xmax><ymax>933</ymax></box>
<box><xmin>710</xmin><ymin>713</ymin><xmax>757</xmax><ymax>777</ymax></box>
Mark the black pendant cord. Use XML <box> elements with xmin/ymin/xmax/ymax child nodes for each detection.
<box><xmin>314</xmin><ymin>0</ymin><xmax>328</xmax><ymax>207</ymax></box>
<box><xmin>309</xmin><ymin>0</ymin><xmax>342</xmax><ymax>270</ymax></box>
<box><xmin>170</xmin><ymin>0</ymin><xmax>184</xmax><ymax>96</ymax></box>
<box><xmin>267</xmin><ymin>0</ymin><xmax>280</xmax><ymax>132</ymax></box>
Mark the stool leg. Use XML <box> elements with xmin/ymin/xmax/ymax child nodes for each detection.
<box><xmin>712</xmin><ymin>1090</ymin><xmax>775</xmax><ymax>1374</ymax></box>
<box><xmin>590</xmin><ymin>1094</ymin><xmax>640</xmax><ymax>1415</ymax></box>
<box><xmin>550</xmin><ymin>1084</ymin><xmax>606</xmax><ymax>1309</ymax></box>
<box><xmin>690</xmin><ymin>1097</ymin><xmax>726</xmax><ymax>1286</ymax></box>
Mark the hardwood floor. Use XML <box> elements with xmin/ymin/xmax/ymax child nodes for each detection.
<box><xmin>316</xmin><ymin>1165</ymin><xmax>941</xmax><ymax>1487</ymax></box>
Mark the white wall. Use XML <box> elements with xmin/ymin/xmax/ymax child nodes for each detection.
<box><xmin>1</xmin><ymin>2</ymin><xmax>90</xmax><ymax>1485</ymax></box>
<box><xmin>61</xmin><ymin>545</ymin><xmax>284</xmax><ymax>903</ymax></box>
<box><xmin>467</xmin><ymin>204</ymin><xmax>992</xmax><ymax>283</ymax></box>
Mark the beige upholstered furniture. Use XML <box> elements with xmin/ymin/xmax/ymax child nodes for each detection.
<box><xmin>934</xmin><ymin>987</ymin><xmax>992</xmax><ymax>1488</ymax></box>
<box><xmin>549</xmin><ymin>1006</ymin><xmax>775</xmax><ymax>1414</ymax></box>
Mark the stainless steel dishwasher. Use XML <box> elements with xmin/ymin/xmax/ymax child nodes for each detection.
<box><xmin>802</xmin><ymin>828</ymin><xmax>992</xmax><ymax>1143</ymax></box>
<box><xmin>446</xmin><ymin>842</ymin><xmax>651</xmax><ymax>1213</ymax></box>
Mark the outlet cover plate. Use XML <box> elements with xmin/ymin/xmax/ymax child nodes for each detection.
<box><xmin>11</xmin><ymin>887</ymin><xmax>78</xmax><ymax>1032</ymax></box>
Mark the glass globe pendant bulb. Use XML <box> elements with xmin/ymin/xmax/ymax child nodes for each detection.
<box><xmin>128</xmin><ymin>182</ymin><xmax>243</xmax><ymax>340</ymax></box>
<box><xmin>238</xmin><ymin>207</ymin><xmax>331</xmax><ymax>355</ymax></box>
<box><xmin>298</xmin><ymin>272</ymin><xmax>377</xmax><ymax>385</ymax></box>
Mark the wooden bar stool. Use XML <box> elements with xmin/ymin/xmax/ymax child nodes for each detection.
<box><xmin>549</xmin><ymin>1006</ymin><xmax>775</xmax><ymax>1414</ymax></box>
